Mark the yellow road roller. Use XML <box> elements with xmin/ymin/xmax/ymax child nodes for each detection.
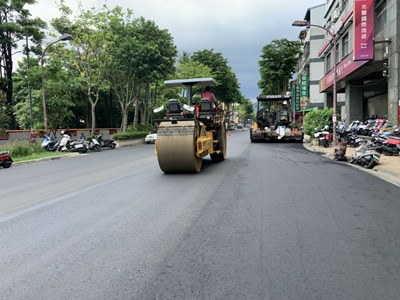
<box><xmin>155</xmin><ymin>78</ymin><xmax>227</xmax><ymax>173</ymax></box>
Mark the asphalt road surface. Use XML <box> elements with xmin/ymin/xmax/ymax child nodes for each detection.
<box><xmin>1</xmin><ymin>130</ymin><xmax>400</xmax><ymax>299</ymax></box>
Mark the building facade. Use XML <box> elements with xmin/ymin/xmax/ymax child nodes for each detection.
<box><xmin>296</xmin><ymin>4</ymin><xmax>327</xmax><ymax>109</ymax></box>
<box><xmin>295</xmin><ymin>0</ymin><xmax>400</xmax><ymax>126</ymax></box>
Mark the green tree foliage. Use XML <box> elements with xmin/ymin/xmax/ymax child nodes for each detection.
<box><xmin>303</xmin><ymin>108</ymin><xmax>333</xmax><ymax>136</ymax></box>
<box><xmin>0</xmin><ymin>0</ymin><xmax>46</xmax><ymax>128</ymax></box>
<box><xmin>105</xmin><ymin>8</ymin><xmax>177</xmax><ymax>131</ymax></box>
<box><xmin>258</xmin><ymin>38</ymin><xmax>302</xmax><ymax>95</ymax></box>
<box><xmin>191</xmin><ymin>49</ymin><xmax>241</xmax><ymax>104</ymax></box>
<box><xmin>52</xmin><ymin>7</ymin><xmax>112</xmax><ymax>135</ymax></box>
<box><xmin>237</xmin><ymin>99</ymin><xmax>254</xmax><ymax>123</ymax></box>
<box><xmin>176</xmin><ymin>60</ymin><xmax>213</xmax><ymax>80</ymax></box>
<box><xmin>13</xmin><ymin>56</ymin><xmax>75</xmax><ymax>132</ymax></box>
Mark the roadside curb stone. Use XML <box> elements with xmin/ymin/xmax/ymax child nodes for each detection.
<box><xmin>303</xmin><ymin>141</ymin><xmax>400</xmax><ymax>188</ymax></box>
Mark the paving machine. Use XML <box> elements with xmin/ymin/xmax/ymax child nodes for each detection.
<box><xmin>155</xmin><ymin>78</ymin><xmax>226</xmax><ymax>173</ymax></box>
<box><xmin>250</xmin><ymin>95</ymin><xmax>303</xmax><ymax>142</ymax></box>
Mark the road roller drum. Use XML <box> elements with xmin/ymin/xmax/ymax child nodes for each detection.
<box><xmin>154</xmin><ymin>77</ymin><xmax>227</xmax><ymax>173</ymax></box>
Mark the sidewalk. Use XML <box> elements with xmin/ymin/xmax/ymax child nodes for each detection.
<box><xmin>303</xmin><ymin>142</ymin><xmax>400</xmax><ymax>187</ymax></box>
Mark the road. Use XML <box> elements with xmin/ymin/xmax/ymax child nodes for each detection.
<box><xmin>1</xmin><ymin>130</ymin><xmax>400</xmax><ymax>299</ymax></box>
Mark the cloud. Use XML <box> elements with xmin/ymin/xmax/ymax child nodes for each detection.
<box><xmin>25</xmin><ymin>0</ymin><xmax>325</xmax><ymax>99</ymax></box>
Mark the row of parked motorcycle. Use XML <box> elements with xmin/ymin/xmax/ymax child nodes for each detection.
<box><xmin>346</xmin><ymin>119</ymin><xmax>400</xmax><ymax>169</ymax></box>
<box><xmin>41</xmin><ymin>131</ymin><xmax>116</xmax><ymax>153</ymax></box>
<box><xmin>313</xmin><ymin>120</ymin><xmax>400</xmax><ymax>169</ymax></box>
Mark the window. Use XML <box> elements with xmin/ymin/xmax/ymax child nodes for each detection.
<box><xmin>335</xmin><ymin>43</ymin><xmax>340</xmax><ymax>63</ymax></box>
<box><xmin>375</xmin><ymin>0</ymin><xmax>387</xmax><ymax>33</ymax></box>
<box><xmin>326</xmin><ymin>53</ymin><xmax>332</xmax><ymax>72</ymax></box>
<box><xmin>342</xmin><ymin>33</ymin><xmax>349</xmax><ymax>58</ymax></box>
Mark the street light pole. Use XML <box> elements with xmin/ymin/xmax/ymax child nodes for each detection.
<box><xmin>40</xmin><ymin>34</ymin><xmax>73</xmax><ymax>133</ymax></box>
<box><xmin>292</xmin><ymin>20</ymin><xmax>338</xmax><ymax>146</ymax></box>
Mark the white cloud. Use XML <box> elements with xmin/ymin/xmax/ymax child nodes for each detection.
<box><xmin>25</xmin><ymin>0</ymin><xmax>325</xmax><ymax>99</ymax></box>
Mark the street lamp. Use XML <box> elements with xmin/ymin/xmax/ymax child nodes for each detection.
<box><xmin>292</xmin><ymin>20</ymin><xmax>337</xmax><ymax>146</ymax></box>
<box><xmin>40</xmin><ymin>34</ymin><xmax>73</xmax><ymax>133</ymax></box>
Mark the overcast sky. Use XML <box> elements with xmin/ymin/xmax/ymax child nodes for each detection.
<box><xmin>26</xmin><ymin>0</ymin><xmax>325</xmax><ymax>100</ymax></box>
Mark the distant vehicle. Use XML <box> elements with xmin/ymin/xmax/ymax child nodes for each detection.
<box><xmin>145</xmin><ymin>131</ymin><xmax>157</xmax><ymax>144</ymax></box>
<box><xmin>250</xmin><ymin>95</ymin><xmax>303</xmax><ymax>143</ymax></box>
<box><xmin>229</xmin><ymin>124</ymin><xmax>236</xmax><ymax>130</ymax></box>
<box><xmin>237</xmin><ymin>124</ymin><xmax>243</xmax><ymax>129</ymax></box>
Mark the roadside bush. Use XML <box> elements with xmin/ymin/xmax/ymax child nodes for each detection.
<box><xmin>303</xmin><ymin>108</ymin><xmax>333</xmax><ymax>137</ymax></box>
<box><xmin>113</xmin><ymin>131</ymin><xmax>148</xmax><ymax>140</ymax></box>
<box><xmin>0</xmin><ymin>141</ymin><xmax>45</xmax><ymax>157</ymax></box>
<box><xmin>126</xmin><ymin>124</ymin><xmax>153</xmax><ymax>133</ymax></box>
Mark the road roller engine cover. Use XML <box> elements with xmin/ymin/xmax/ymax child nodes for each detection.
<box><xmin>154</xmin><ymin>78</ymin><xmax>227</xmax><ymax>173</ymax></box>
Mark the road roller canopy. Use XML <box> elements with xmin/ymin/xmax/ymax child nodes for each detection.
<box><xmin>164</xmin><ymin>78</ymin><xmax>217</xmax><ymax>105</ymax></box>
<box><xmin>256</xmin><ymin>95</ymin><xmax>292</xmax><ymax>102</ymax></box>
<box><xmin>164</xmin><ymin>78</ymin><xmax>216</xmax><ymax>88</ymax></box>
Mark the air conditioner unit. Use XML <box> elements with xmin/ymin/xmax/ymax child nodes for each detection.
<box><xmin>332</xmin><ymin>8</ymin><xmax>340</xmax><ymax>22</ymax></box>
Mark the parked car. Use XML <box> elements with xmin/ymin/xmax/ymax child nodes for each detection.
<box><xmin>145</xmin><ymin>131</ymin><xmax>157</xmax><ymax>144</ymax></box>
<box><xmin>237</xmin><ymin>124</ymin><xmax>243</xmax><ymax>129</ymax></box>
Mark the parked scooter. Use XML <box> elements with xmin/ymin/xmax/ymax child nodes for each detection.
<box><xmin>59</xmin><ymin>132</ymin><xmax>88</xmax><ymax>153</ymax></box>
<box><xmin>97</xmin><ymin>134</ymin><xmax>116</xmax><ymax>149</ymax></box>
<box><xmin>349</xmin><ymin>141</ymin><xmax>381</xmax><ymax>169</ymax></box>
<box><xmin>314</xmin><ymin>125</ymin><xmax>331</xmax><ymax>147</ymax></box>
<box><xmin>379</xmin><ymin>136</ymin><xmax>400</xmax><ymax>156</ymax></box>
<box><xmin>80</xmin><ymin>134</ymin><xmax>101</xmax><ymax>152</ymax></box>
<box><xmin>0</xmin><ymin>151</ymin><xmax>13</xmax><ymax>168</ymax></box>
<box><xmin>41</xmin><ymin>134</ymin><xmax>60</xmax><ymax>152</ymax></box>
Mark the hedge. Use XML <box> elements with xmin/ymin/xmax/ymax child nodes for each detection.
<box><xmin>113</xmin><ymin>131</ymin><xmax>148</xmax><ymax>140</ymax></box>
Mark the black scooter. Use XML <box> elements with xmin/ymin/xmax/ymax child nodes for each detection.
<box><xmin>97</xmin><ymin>134</ymin><xmax>116</xmax><ymax>149</ymax></box>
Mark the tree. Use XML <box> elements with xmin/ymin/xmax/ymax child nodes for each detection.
<box><xmin>258</xmin><ymin>38</ymin><xmax>302</xmax><ymax>95</ymax></box>
<box><xmin>237</xmin><ymin>99</ymin><xmax>254</xmax><ymax>125</ymax></box>
<box><xmin>106</xmin><ymin>9</ymin><xmax>177</xmax><ymax>131</ymax></box>
<box><xmin>52</xmin><ymin>7</ymin><xmax>112</xmax><ymax>135</ymax></box>
<box><xmin>191</xmin><ymin>49</ymin><xmax>241</xmax><ymax>104</ymax></box>
<box><xmin>13</xmin><ymin>55</ymin><xmax>75</xmax><ymax>132</ymax></box>
<box><xmin>0</xmin><ymin>0</ymin><xmax>46</xmax><ymax>129</ymax></box>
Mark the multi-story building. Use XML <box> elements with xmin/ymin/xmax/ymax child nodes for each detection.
<box><xmin>295</xmin><ymin>0</ymin><xmax>399</xmax><ymax>126</ymax></box>
<box><xmin>295</xmin><ymin>4</ymin><xmax>327</xmax><ymax>110</ymax></box>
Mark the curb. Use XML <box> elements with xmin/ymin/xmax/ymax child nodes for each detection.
<box><xmin>11</xmin><ymin>139</ymin><xmax>144</xmax><ymax>167</ymax></box>
<box><xmin>303</xmin><ymin>142</ymin><xmax>400</xmax><ymax>188</ymax></box>
<box><xmin>13</xmin><ymin>152</ymin><xmax>80</xmax><ymax>166</ymax></box>
<box><xmin>115</xmin><ymin>139</ymin><xmax>145</xmax><ymax>148</ymax></box>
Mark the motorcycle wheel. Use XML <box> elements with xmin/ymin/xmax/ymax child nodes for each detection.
<box><xmin>94</xmin><ymin>144</ymin><xmax>101</xmax><ymax>152</ymax></box>
<box><xmin>110</xmin><ymin>143</ymin><xmax>116</xmax><ymax>149</ymax></box>
<box><xmin>363</xmin><ymin>159</ymin><xmax>376</xmax><ymax>169</ymax></box>
<box><xmin>2</xmin><ymin>160</ymin><xmax>12</xmax><ymax>168</ymax></box>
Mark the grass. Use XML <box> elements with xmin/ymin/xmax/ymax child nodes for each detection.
<box><xmin>0</xmin><ymin>140</ymin><xmax>71</xmax><ymax>163</ymax></box>
<box><xmin>11</xmin><ymin>151</ymin><xmax>71</xmax><ymax>163</ymax></box>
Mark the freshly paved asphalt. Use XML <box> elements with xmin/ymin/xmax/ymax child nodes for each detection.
<box><xmin>1</xmin><ymin>131</ymin><xmax>400</xmax><ymax>299</ymax></box>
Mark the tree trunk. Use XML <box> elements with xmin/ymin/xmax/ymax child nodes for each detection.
<box><xmin>4</xmin><ymin>43</ymin><xmax>16</xmax><ymax>129</ymax></box>
<box><xmin>133</xmin><ymin>97</ymin><xmax>140</xmax><ymax>128</ymax></box>
<box><xmin>121</xmin><ymin>107</ymin><xmax>129</xmax><ymax>132</ymax></box>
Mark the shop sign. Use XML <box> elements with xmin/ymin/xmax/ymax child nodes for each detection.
<box><xmin>354</xmin><ymin>0</ymin><xmax>374</xmax><ymax>61</ymax></box>
<box><xmin>299</xmin><ymin>71</ymin><xmax>309</xmax><ymax>101</ymax></box>
<box><xmin>319</xmin><ymin>55</ymin><xmax>369</xmax><ymax>92</ymax></box>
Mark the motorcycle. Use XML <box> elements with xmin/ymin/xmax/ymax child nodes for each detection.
<box><xmin>58</xmin><ymin>133</ymin><xmax>88</xmax><ymax>153</ymax></box>
<box><xmin>0</xmin><ymin>151</ymin><xmax>13</xmax><ymax>168</ymax></box>
<box><xmin>314</xmin><ymin>125</ymin><xmax>330</xmax><ymax>147</ymax></box>
<box><xmin>80</xmin><ymin>134</ymin><xmax>101</xmax><ymax>152</ymax></box>
<box><xmin>349</xmin><ymin>141</ymin><xmax>381</xmax><ymax>169</ymax></box>
<box><xmin>41</xmin><ymin>134</ymin><xmax>60</xmax><ymax>152</ymax></box>
<box><xmin>97</xmin><ymin>134</ymin><xmax>116</xmax><ymax>149</ymax></box>
<box><xmin>379</xmin><ymin>136</ymin><xmax>400</xmax><ymax>156</ymax></box>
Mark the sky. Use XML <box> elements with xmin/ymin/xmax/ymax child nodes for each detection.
<box><xmin>26</xmin><ymin>0</ymin><xmax>326</xmax><ymax>101</ymax></box>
